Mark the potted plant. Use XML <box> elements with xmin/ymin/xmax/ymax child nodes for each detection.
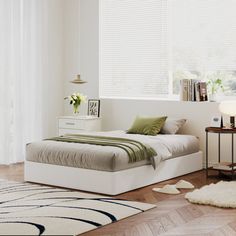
<box><xmin>207</xmin><ymin>76</ymin><xmax>224</xmax><ymax>102</ymax></box>
<box><xmin>64</xmin><ymin>92</ymin><xmax>86</xmax><ymax>114</ymax></box>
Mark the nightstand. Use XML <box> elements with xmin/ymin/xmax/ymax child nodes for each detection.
<box><xmin>58</xmin><ymin>116</ymin><xmax>101</xmax><ymax>135</ymax></box>
<box><xmin>205</xmin><ymin>127</ymin><xmax>236</xmax><ymax>179</ymax></box>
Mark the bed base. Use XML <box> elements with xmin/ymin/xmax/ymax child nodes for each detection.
<box><xmin>25</xmin><ymin>151</ymin><xmax>203</xmax><ymax>195</ymax></box>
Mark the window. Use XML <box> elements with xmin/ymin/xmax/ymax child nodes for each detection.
<box><xmin>99</xmin><ymin>0</ymin><xmax>236</xmax><ymax>99</ymax></box>
<box><xmin>171</xmin><ymin>0</ymin><xmax>236</xmax><ymax>96</ymax></box>
<box><xmin>99</xmin><ymin>0</ymin><xmax>170</xmax><ymax>98</ymax></box>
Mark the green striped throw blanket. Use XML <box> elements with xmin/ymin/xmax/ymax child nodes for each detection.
<box><xmin>46</xmin><ymin>134</ymin><xmax>157</xmax><ymax>163</ymax></box>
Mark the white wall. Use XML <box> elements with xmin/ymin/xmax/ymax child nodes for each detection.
<box><xmin>63</xmin><ymin>0</ymin><xmax>234</xmax><ymax>166</ymax></box>
<box><xmin>64</xmin><ymin>0</ymin><xmax>81</xmax><ymax>115</ymax></box>
<box><xmin>40</xmin><ymin>0</ymin><xmax>65</xmax><ymax>138</ymax></box>
<box><xmin>31</xmin><ymin>0</ymin><xmax>98</xmax><ymax>138</ymax></box>
<box><xmin>64</xmin><ymin>0</ymin><xmax>99</xmax><ymax>116</ymax></box>
<box><xmin>41</xmin><ymin>0</ymin><xmax>97</xmax><ymax>136</ymax></box>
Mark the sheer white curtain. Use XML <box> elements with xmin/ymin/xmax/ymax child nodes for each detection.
<box><xmin>0</xmin><ymin>0</ymin><xmax>43</xmax><ymax>164</ymax></box>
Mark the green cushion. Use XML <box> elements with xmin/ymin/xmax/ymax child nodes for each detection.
<box><xmin>127</xmin><ymin>116</ymin><xmax>167</xmax><ymax>136</ymax></box>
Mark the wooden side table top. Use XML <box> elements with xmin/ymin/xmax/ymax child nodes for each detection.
<box><xmin>205</xmin><ymin>127</ymin><xmax>236</xmax><ymax>133</ymax></box>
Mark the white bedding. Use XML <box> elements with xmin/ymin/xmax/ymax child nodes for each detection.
<box><xmin>26</xmin><ymin>130</ymin><xmax>200</xmax><ymax>172</ymax></box>
<box><xmin>96</xmin><ymin>130</ymin><xmax>199</xmax><ymax>166</ymax></box>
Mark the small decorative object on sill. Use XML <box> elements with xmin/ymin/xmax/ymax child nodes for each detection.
<box><xmin>64</xmin><ymin>92</ymin><xmax>86</xmax><ymax>114</ymax></box>
<box><xmin>210</xmin><ymin>115</ymin><xmax>222</xmax><ymax>128</ymax></box>
<box><xmin>70</xmin><ymin>74</ymin><xmax>87</xmax><ymax>84</ymax></box>
<box><xmin>219</xmin><ymin>100</ymin><xmax>236</xmax><ymax>128</ymax></box>
<box><xmin>207</xmin><ymin>76</ymin><xmax>224</xmax><ymax>102</ymax></box>
<box><xmin>88</xmin><ymin>99</ymin><xmax>100</xmax><ymax>117</ymax></box>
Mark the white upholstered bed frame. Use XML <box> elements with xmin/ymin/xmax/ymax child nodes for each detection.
<box><xmin>25</xmin><ymin>151</ymin><xmax>202</xmax><ymax>195</ymax></box>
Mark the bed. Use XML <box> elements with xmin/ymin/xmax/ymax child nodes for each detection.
<box><xmin>25</xmin><ymin>130</ymin><xmax>202</xmax><ymax>195</ymax></box>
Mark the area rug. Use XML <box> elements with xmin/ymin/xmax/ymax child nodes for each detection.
<box><xmin>0</xmin><ymin>179</ymin><xmax>155</xmax><ymax>235</ymax></box>
<box><xmin>185</xmin><ymin>181</ymin><xmax>236</xmax><ymax>208</ymax></box>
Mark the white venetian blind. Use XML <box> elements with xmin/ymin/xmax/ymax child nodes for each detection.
<box><xmin>171</xmin><ymin>0</ymin><xmax>236</xmax><ymax>72</ymax></box>
<box><xmin>99</xmin><ymin>0</ymin><xmax>169</xmax><ymax>98</ymax></box>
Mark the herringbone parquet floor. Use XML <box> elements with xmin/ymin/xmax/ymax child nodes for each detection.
<box><xmin>1</xmin><ymin>164</ymin><xmax>235</xmax><ymax>236</ymax></box>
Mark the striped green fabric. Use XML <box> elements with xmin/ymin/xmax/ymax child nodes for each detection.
<box><xmin>46</xmin><ymin>134</ymin><xmax>157</xmax><ymax>163</ymax></box>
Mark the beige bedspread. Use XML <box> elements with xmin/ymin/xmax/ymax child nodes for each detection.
<box><xmin>26</xmin><ymin>131</ymin><xmax>199</xmax><ymax>172</ymax></box>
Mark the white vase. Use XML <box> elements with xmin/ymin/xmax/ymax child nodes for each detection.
<box><xmin>72</xmin><ymin>106</ymin><xmax>80</xmax><ymax>115</ymax></box>
<box><xmin>209</xmin><ymin>94</ymin><xmax>217</xmax><ymax>102</ymax></box>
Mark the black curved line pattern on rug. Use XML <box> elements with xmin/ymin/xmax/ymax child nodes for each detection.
<box><xmin>0</xmin><ymin>221</ymin><xmax>45</xmax><ymax>236</ymax></box>
<box><xmin>0</xmin><ymin>183</ymin><xmax>35</xmax><ymax>192</ymax></box>
<box><xmin>0</xmin><ymin>190</ymin><xmax>73</xmax><ymax>205</ymax></box>
<box><xmin>42</xmin><ymin>216</ymin><xmax>102</xmax><ymax>227</ymax></box>
<box><xmin>0</xmin><ymin>215</ymin><xmax>102</xmax><ymax>227</ymax></box>
<box><xmin>98</xmin><ymin>199</ymin><xmax>145</xmax><ymax>212</ymax></box>
<box><xmin>29</xmin><ymin>197</ymin><xmax>144</xmax><ymax>212</ymax></box>
<box><xmin>0</xmin><ymin>188</ymin><xmax>144</xmax><ymax>215</ymax></box>
<box><xmin>0</xmin><ymin>187</ymin><xmax>65</xmax><ymax>195</ymax></box>
<box><xmin>0</xmin><ymin>180</ymin><xmax>155</xmax><ymax>235</ymax></box>
<box><xmin>0</xmin><ymin>184</ymin><xmax>53</xmax><ymax>190</ymax></box>
<box><xmin>0</xmin><ymin>205</ymin><xmax>117</xmax><ymax>222</ymax></box>
<box><xmin>0</xmin><ymin>182</ymin><xmax>74</xmax><ymax>193</ymax></box>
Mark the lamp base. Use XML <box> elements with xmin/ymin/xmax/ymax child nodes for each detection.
<box><xmin>230</xmin><ymin>116</ymin><xmax>235</xmax><ymax>128</ymax></box>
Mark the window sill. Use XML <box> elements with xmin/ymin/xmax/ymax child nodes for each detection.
<box><xmin>100</xmin><ymin>96</ymin><xmax>179</xmax><ymax>101</ymax></box>
<box><xmin>100</xmin><ymin>96</ymin><xmax>220</xmax><ymax>103</ymax></box>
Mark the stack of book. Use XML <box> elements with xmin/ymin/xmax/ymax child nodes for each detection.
<box><xmin>180</xmin><ymin>79</ymin><xmax>208</xmax><ymax>102</ymax></box>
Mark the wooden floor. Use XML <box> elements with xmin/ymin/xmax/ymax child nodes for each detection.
<box><xmin>1</xmin><ymin>164</ymin><xmax>236</xmax><ymax>236</ymax></box>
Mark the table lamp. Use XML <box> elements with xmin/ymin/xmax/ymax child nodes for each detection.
<box><xmin>219</xmin><ymin>101</ymin><xmax>236</xmax><ymax>128</ymax></box>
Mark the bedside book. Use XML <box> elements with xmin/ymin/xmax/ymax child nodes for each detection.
<box><xmin>212</xmin><ymin>162</ymin><xmax>236</xmax><ymax>171</ymax></box>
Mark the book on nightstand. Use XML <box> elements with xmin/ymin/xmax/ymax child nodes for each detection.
<box><xmin>212</xmin><ymin>162</ymin><xmax>236</xmax><ymax>171</ymax></box>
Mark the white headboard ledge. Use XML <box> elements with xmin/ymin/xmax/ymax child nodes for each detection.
<box><xmin>100</xmin><ymin>98</ymin><xmax>223</xmax><ymax>164</ymax></box>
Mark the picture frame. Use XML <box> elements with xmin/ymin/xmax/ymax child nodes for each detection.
<box><xmin>210</xmin><ymin>115</ymin><xmax>222</xmax><ymax>128</ymax></box>
<box><xmin>87</xmin><ymin>99</ymin><xmax>100</xmax><ymax>117</ymax></box>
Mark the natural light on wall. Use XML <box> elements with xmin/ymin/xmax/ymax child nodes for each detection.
<box><xmin>99</xmin><ymin>0</ymin><xmax>236</xmax><ymax>99</ymax></box>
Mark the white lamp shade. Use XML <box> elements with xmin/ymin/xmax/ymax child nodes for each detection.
<box><xmin>219</xmin><ymin>101</ymin><xmax>236</xmax><ymax>116</ymax></box>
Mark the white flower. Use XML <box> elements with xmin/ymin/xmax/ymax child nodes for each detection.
<box><xmin>65</xmin><ymin>92</ymin><xmax>87</xmax><ymax>109</ymax></box>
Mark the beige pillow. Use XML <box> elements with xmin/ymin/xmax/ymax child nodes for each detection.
<box><xmin>161</xmin><ymin>118</ymin><xmax>186</xmax><ymax>134</ymax></box>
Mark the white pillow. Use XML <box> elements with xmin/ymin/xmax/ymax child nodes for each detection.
<box><xmin>161</xmin><ymin>118</ymin><xmax>186</xmax><ymax>134</ymax></box>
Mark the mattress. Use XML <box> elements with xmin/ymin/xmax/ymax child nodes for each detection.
<box><xmin>26</xmin><ymin>131</ymin><xmax>200</xmax><ymax>172</ymax></box>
